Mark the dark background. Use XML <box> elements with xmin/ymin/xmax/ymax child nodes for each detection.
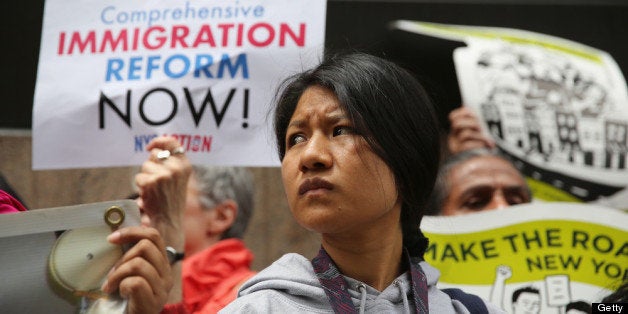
<box><xmin>2</xmin><ymin>0</ymin><xmax>627</xmax><ymax>129</ymax></box>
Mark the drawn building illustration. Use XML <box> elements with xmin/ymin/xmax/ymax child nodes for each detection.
<box><xmin>604</xmin><ymin>121</ymin><xmax>628</xmax><ymax>170</ymax></box>
<box><xmin>555</xmin><ymin>111</ymin><xmax>581</xmax><ymax>163</ymax></box>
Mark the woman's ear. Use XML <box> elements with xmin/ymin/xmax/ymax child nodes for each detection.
<box><xmin>207</xmin><ymin>199</ymin><xmax>238</xmax><ymax>236</ymax></box>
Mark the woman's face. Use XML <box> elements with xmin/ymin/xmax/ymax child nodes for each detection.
<box><xmin>281</xmin><ymin>85</ymin><xmax>401</xmax><ymax>235</ymax></box>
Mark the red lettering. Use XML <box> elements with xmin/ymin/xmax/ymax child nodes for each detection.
<box><xmin>192</xmin><ymin>25</ymin><xmax>216</xmax><ymax>48</ymax></box>
<box><xmin>170</xmin><ymin>25</ymin><xmax>189</xmax><ymax>49</ymax></box>
<box><xmin>58</xmin><ymin>32</ymin><xmax>65</xmax><ymax>55</ymax></box>
<box><xmin>68</xmin><ymin>30</ymin><xmax>96</xmax><ymax>54</ymax></box>
<box><xmin>236</xmin><ymin>24</ymin><xmax>244</xmax><ymax>47</ymax></box>
<box><xmin>58</xmin><ymin>22</ymin><xmax>304</xmax><ymax>55</ymax></box>
<box><xmin>248</xmin><ymin>23</ymin><xmax>274</xmax><ymax>47</ymax></box>
<box><xmin>202</xmin><ymin>136</ymin><xmax>212</xmax><ymax>151</ymax></box>
<box><xmin>99</xmin><ymin>29</ymin><xmax>128</xmax><ymax>53</ymax></box>
<box><xmin>218</xmin><ymin>24</ymin><xmax>234</xmax><ymax>47</ymax></box>
<box><xmin>280</xmin><ymin>23</ymin><xmax>305</xmax><ymax>47</ymax></box>
<box><xmin>132</xmin><ymin>28</ymin><xmax>140</xmax><ymax>50</ymax></box>
<box><xmin>143</xmin><ymin>26</ymin><xmax>167</xmax><ymax>50</ymax></box>
<box><xmin>162</xmin><ymin>134</ymin><xmax>212</xmax><ymax>152</ymax></box>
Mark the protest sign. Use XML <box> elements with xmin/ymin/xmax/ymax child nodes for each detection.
<box><xmin>33</xmin><ymin>0</ymin><xmax>326</xmax><ymax>169</ymax></box>
<box><xmin>391</xmin><ymin>21</ymin><xmax>628</xmax><ymax>209</ymax></box>
<box><xmin>0</xmin><ymin>200</ymin><xmax>141</xmax><ymax>313</ymax></box>
<box><xmin>421</xmin><ymin>203</ymin><xmax>627</xmax><ymax>313</ymax></box>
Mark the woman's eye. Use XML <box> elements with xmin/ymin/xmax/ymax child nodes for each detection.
<box><xmin>333</xmin><ymin>126</ymin><xmax>354</xmax><ymax>136</ymax></box>
<box><xmin>287</xmin><ymin>134</ymin><xmax>306</xmax><ymax>147</ymax></box>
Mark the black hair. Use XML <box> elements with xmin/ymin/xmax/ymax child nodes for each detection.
<box><xmin>512</xmin><ymin>286</ymin><xmax>540</xmax><ymax>303</ymax></box>
<box><xmin>565</xmin><ymin>301</ymin><xmax>591</xmax><ymax>313</ymax></box>
<box><xmin>273</xmin><ymin>52</ymin><xmax>441</xmax><ymax>257</ymax></box>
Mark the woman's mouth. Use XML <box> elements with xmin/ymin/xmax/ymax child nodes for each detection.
<box><xmin>298</xmin><ymin>177</ymin><xmax>333</xmax><ymax>195</ymax></box>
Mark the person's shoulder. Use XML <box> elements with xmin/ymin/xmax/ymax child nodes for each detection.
<box><xmin>220</xmin><ymin>288</ymin><xmax>332</xmax><ymax>314</ymax></box>
<box><xmin>247</xmin><ymin>252</ymin><xmax>314</xmax><ymax>282</ymax></box>
<box><xmin>441</xmin><ymin>287</ymin><xmax>506</xmax><ymax>314</ymax></box>
<box><xmin>0</xmin><ymin>189</ymin><xmax>28</xmax><ymax>214</ymax></box>
<box><xmin>420</xmin><ymin>261</ymin><xmax>505</xmax><ymax>313</ymax></box>
<box><xmin>239</xmin><ymin>253</ymin><xmax>318</xmax><ymax>294</ymax></box>
<box><xmin>275</xmin><ymin>252</ymin><xmax>311</xmax><ymax>263</ymax></box>
<box><xmin>428</xmin><ymin>287</ymin><xmax>505</xmax><ymax>314</ymax></box>
<box><xmin>221</xmin><ymin>253</ymin><xmax>331</xmax><ymax>313</ymax></box>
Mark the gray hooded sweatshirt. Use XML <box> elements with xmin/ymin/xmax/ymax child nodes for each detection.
<box><xmin>220</xmin><ymin>253</ymin><xmax>504</xmax><ymax>313</ymax></box>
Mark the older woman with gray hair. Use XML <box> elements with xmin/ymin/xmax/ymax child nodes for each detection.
<box><xmin>162</xmin><ymin>164</ymin><xmax>257</xmax><ymax>313</ymax></box>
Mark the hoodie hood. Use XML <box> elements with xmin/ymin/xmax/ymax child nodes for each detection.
<box><xmin>237</xmin><ymin>253</ymin><xmax>334</xmax><ymax>310</ymax></box>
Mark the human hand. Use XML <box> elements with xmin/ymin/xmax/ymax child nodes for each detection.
<box><xmin>495</xmin><ymin>265</ymin><xmax>512</xmax><ymax>281</ymax></box>
<box><xmin>101</xmin><ymin>226</ymin><xmax>173</xmax><ymax>314</ymax></box>
<box><xmin>448</xmin><ymin>106</ymin><xmax>495</xmax><ymax>154</ymax></box>
<box><xmin>135</xmin><ymin>136</ymin><xmax>191</xmax><ymax>249</ymax></box>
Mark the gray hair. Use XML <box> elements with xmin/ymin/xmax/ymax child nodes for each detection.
<box><xmin>191</xmin><ymin>165</ymin><xmax>255</xmax><ymax>239</ymax></box>
<box><xmin>425</xmin><ymin>148</ymin><xmax>530</xmax><ymax>215</ymax></box>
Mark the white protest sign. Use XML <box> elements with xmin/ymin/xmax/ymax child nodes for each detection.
<box><xmin>33</xmin><ymin>0</ymin><xmax>326</xmax><ymax>169</ymax></box>
<box><xmin>391</xmin><ymin>21</ymin><xmax>628</xmax><ymax>209</ymax></box>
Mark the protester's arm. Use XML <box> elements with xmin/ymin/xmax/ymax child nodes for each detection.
<box><xmin>448</xmin><ymin>106</ymin><xmax>495</xmax><ymax>154</ymax></box>
<box><xmin>134</xmin><ymin>136</ymin><xmax>191</xmax><ymax>305</ymax></box>
<box><xmin>489</xmin><ymin>265</ymin><xmax>512</xmax><ymax>310</ymax></box>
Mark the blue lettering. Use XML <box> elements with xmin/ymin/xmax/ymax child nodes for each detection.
<box><xmin>164</xmin><ymin>54</ymin><xmax>190</xmax><ymax>79</ymax></box>
<box><xmin>129</xmin><ymin>11</ymin><xmax>146</xmax><ymax>24</ymax></box>
<box><xmin>217</xmin><ymin>53</ymin><xmax>248</xmax><ymax>79</ymax></box>
<box><xmin>106</xmin><ymin>58</ymin><xmax>124</xmax><ymax>81</ymax></box>
<box><xmin>98</xmin><ymin>3</ymin><xmax>266</xmax><ymax>27</ymax></box>
<box><xmin>172</xmin><ymin>8</ymin><xmax>182</xmax><ymax>20</ymax></box>
<box><xmin>101</xmin><ymin>6</ymin><xmax>115</xmax><ymax>25</ymax></box>
<box><xmin>134</xmin><ymin>134</ymin><xmax>159</xmax><ymax>152</ymax></box>
<box><xmin>253</xmin><ymin>6</ymin><xmax>264</xmax><ymax>17</ymax></box>
<box><xmin>148</xmin><ymin>10</ymin><xmax>161</xmax><ymax>26</ymax></box>
<box><xmin>185</xmin><ymin>2</ymin><xmax>196</xmax><ymax>19</ymax></box>
<box><xmin>146</xmin><ymin>56</ymin><xmax>161</xmax><ymax>79</ymax></box>
<box><xmin>198</xmin><ymin>7</ymin><xmax>208</xmax><ymax>18</ymax></box>
<box><xmin>104</xmin><ymin>53</ymin><xmax>248</xmax><ymax>81</ymax></box>
<box><xmin>194</xmin><ymin>54</ymin><xmax>213</xmax><ymax>78</ymax></box>
<box><xmin>128</xmin><ymin>56</ymin><xmax>143</xmax><ymax>80</ymax></box>
<box><xmin>117</xmin><ymin>11</ymin><xmax>128</xmax><ymax>24</ymax></box>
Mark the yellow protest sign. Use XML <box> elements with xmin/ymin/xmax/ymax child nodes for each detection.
<box><xmin>421</xmin><ymin>203</ymin><xmax>627</xmax><ymax>312</ymax></box>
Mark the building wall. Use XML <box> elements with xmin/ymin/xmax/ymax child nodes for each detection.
<box><xmin>0</xmin><ymin>131</ymin><xmax>319</xmax><ymax>271</ymax></box>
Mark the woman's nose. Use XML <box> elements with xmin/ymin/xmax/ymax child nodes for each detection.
<box><xmin>299</xmin><ymin>133</ymin><xmax>332</xmax><ymax>171</ymax></box>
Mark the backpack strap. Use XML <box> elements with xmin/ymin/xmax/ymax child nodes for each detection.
<box><xmin>442</xmin><ymin>288</ymin><xmax>488</xmax><ymax>314</ymax></box>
